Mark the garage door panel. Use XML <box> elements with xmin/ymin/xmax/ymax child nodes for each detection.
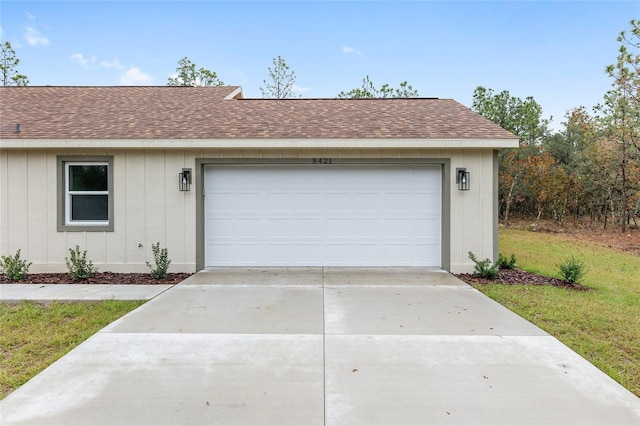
<box><xmin>208</xmin><ymin>218</ymin><xmax>238</xmax><ymax>237</ymax></box>
<box><xmin>348</xmin><ymin>218</ymin><xmax>380</xmax><ymax>235</ymax></box>
<box><xmin>205</xmin><ymin>165</ymin><xmax>441</xmax><ymax>267</ymax></box>
<box><xmin>326</xmin><ymin>192</ymin><xmax>353</xmax><ymax>210</ymax></box>
<box><xmin>255</xmin><ymin>218</ymin><xmax>281</xmax><ymax>237</ymax></box>
<box><xmin>237</xmin><ymin>219</ymin><xmax>265</xmax><ymax>236</ymax></box>
<box><xmin>384</xmin><ymin>218</ymin><xmax>419</xmax><ymax>237</ymax></box>
<box><xmin>352</xmin><ymin>192</ymin><xmax>382</xmax><ymax>211</ymax></box>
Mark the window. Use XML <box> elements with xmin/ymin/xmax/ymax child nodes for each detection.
<box><xmin>58</xmin><ymin>156</ymin><xmax>114</xmax><ymax>231</ymax></box>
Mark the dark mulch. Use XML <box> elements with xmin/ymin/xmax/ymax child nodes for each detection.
<box><xmin>455</xmin><ymin>269</ymin><xmax>591</xmax><ymax>291</ymax></box>
<box><xmin>2</xmin><ymin>269</ymin><xmax>588</xmax><ymax>291</ymax></box>
<box><xmin>0</xmin><ymin>272</ymin><xmax>193</xmax><ymax>285</ymax></box>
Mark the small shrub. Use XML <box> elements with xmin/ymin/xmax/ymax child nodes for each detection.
<box><xmin>468</xmin><ymin>251</ymin><xmax>499</xmax><ymax>280</ymax></box>
<box><xmin>146</xmin><ymin>242</ymin><xmax>171</xmax><ymax>279</ymax></box>
<box><xmin>0</xmin><ymin>249</ymin><xmax>32</xmax><ymax>281</ymax></box>
<box><xmin>557</xmin><ymin>255</ymin><xmax>587</xmax><ymax>284</ymax></box>
<box><xmin>65</xmin><ymin>246</ymin><xmax>98</xmax><ymax>281</ymax></box>
<box><xmin>497</xmin><ymin>253</ymin><xmax>518</xmax><ymax>270</ymax></box>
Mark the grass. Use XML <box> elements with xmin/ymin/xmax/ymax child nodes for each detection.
<box><xmin>472</xmin><ymin>228</ymin><xmax>640</xmax><ymax>397</ymax></box>
<box><xmin>0</xmin><ymin>300</ymin><xmax>144</xmax><ymax>400</ymax></box>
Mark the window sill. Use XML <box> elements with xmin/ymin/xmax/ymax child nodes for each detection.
<box><xmin>57</xmin><ymin>224</ymin><xmax>114</xmax><ymax>232</ymax></box>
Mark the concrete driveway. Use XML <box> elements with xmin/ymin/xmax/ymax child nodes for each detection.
<box><xmin>1</xmin><ymin>268</ymin><xmax>639</xmax><ymax>425</ymax></box>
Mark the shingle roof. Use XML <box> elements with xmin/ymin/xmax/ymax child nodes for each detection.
<box><xmin>0</xmin><ymin>86</ymin><xmax>517</xmax><ymax>140</ymax></box>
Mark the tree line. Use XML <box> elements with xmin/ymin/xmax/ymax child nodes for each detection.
<box><xmin>166</xmin><ymin>54</ymin><xmax>419</xmax><ymax>99</ymax></box>
<box><xmin>474</xmin><ymin>20</ymin><xmax>639</xmax><ymax>233</ymax></box>
<box><xmin>3</xmin><ymin>20</ymin><xmax>638</xmax><ymax>232</ymax></box>
<box><xmin>1</xmin><ymin>42</ymin><xmax>419</xmax><ymax>97</ymax></box>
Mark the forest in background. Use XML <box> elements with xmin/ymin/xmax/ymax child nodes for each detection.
<box><xmin>472</xmin><ymin>20</ymin><xmax>639</xmax><ymax>233</ymax></box>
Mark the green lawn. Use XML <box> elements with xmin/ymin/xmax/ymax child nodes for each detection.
<box><xmin>472</xmin><ymin>228</ymin><xmax>640</xmax><ymax>397</ymax></box>
<box><xmin>0</xmin><ymin>300</ymin><xmax>144</xmax><ymax>400</ymax></box>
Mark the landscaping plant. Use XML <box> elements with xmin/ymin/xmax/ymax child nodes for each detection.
<box><xmin>0</xmin><ymin>249</ymin><xmax>32</xmax><ymax>281</ymax></box>
<box><xmin>468</xmin><ymin>251</ymin><xmax>499</xmax><ymax>280</ymax></box>
<box><xmin>497</xmin><ymin>253</ymin><xmax>518</xmax><ymax>269</ymax></box>
<box><xmin>65</xmin><ymin>246</ymin><xmax>98</xmax><ymax>281</ymax></box>
<box><xmin>146</xmin><ymin>242</ymin><xmax>171</xmax><ymax>279</ymax></box>
<box><xmin>557</xmin><ymin>255</ymin><xmax>587</xmax><ymax>284</ymax></box>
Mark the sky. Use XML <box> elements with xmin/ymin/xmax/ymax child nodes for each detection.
<box><xmin>1</xmin><ymin>0</ymin><xmax>639</xmax><ymax>131</ymax></box>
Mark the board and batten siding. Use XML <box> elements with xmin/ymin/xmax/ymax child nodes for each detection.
<box><xmin>0</xmin><ymin>147</ymin><xmax>497</xmax><ymax>273</ymax></box>
<box><xmin>0</xmin><ymin>149</ymin><xmax>195</xmax><ymax>273</ymax></box>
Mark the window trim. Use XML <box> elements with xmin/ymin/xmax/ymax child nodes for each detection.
<box><xmin>57</xmin><ymin>156</ymin><xmax>114</xmax><ymax>232</ymax></box>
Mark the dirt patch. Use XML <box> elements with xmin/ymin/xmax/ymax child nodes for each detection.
<box><xmin>455</xmin><ymin>269</ymin><xmax>590</xmax><ymax>291</ymax></box>
<box><xmin>0</xmin><ymin>272</ymin><xmax>193</xmax><ymax>285</ymax></box>
<box><xmin>507</xmin><ymin>219</ymin><xmax>640</xmax><ymax>256</ymax></box>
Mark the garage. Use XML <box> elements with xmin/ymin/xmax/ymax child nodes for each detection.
<box><xmin>204</xmin><ymin>164</ymin><xmax>442</xmax><ymax>267</ymax></box>
<box><xmin>3</xmin><ymin>86</ymin><xmax>521</xmax><ymax>274</ymax></box>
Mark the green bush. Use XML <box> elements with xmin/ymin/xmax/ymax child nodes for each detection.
<box><xmin>65</xmin><ymin>246</ymin><xmax>98</xmax><ymax>281</ymax></box>
<box><xmin>0</xmin><ymin>249</ymin><xmax>32</xmax><ymax>281</ymax></box>
<box><xmin>557</xmin><ymin>255</ymin><xmax>587</xmax><ymax>284</ymax></box>
<box><xmin>468</xmin><ymin>251</ymin><xmax>499</xmax><ymax>280</ymax></box>
<box><xmin>146</xmin><ymin>242</ymin><xmax>171</xmax><ymax>279</ymax></box>
<box><xmin>497</xmin><ymin>253</ymin><xmax>518</xmax><ymax>269</ymax></box>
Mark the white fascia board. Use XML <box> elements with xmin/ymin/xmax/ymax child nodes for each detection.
<box><xmin>224</xmin><ymin>87</ymin><xmax>244</xmax><ymax>100</ymax></box>
<box><xmin>0</xmin><ymin>138</ymin><xmax>520</xmax><ymax>149</ymax></box>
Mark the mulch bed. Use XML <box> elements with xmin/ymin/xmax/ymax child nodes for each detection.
<box><xmin>0</xmin><ymin>272</ymin><xmax>193</xmax><ymax>285</ymax></box>
<box><xmin>455</xmin><ymin>269</ymin><xmax>591</xmax><ymax>291</ymax></box>
<box><xmin>2</xmin><ymin>270</ymin><xmax>589</xmax><ymax>291</ymax></box>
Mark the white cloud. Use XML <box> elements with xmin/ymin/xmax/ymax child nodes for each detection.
<box><xmin>293</xmin><ymin>84</ymin><xmax>311</xmax><ymax>93</ymax></box>
<box><xmin>70</xmin><ymin>53</ymin><xmax>96</xmax><ymax>68</ymax></box>
<box><xmin>100</xmin><ymin>59</ymin><xmax>125</xmax><ymax>70</ymax></box>
<box><xmin>25</xmin><ymin>26</ymin><xmax>49</xmax><ymax>46</ymax></box>
<box><xmin>120</xmin><ymin>67</ymin><xmax>153</xmax><ymax>85</ymax></box>
<box><xmin>71</xmin><ymin>54</ymin><xmax>151</xmax><ymax>85</ymax></box>
<box><xmin>342</xmin><ymin>45</ymin><xmax>363</xmax><ymax>57</ymax></box>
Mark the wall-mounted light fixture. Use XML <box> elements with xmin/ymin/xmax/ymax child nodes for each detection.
<box><xmin>15</xmin><ymin>123</ymin><xmax>20</xmax><ymax>133</ymax></box>
<box><xmin>456</xmin><ymin>168</ymin><xmax>470</xmax><ymax>191</ymax></box>
<box><xmin>179</xmin><ymin>168</ymin><xmax>192</xmax><ymax>192</ymax></box>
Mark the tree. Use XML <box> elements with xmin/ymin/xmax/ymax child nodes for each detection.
<box><xmin>471</xmin><ymin>86</ymin><xmax>549</xmax><ymax>147</ymax></box>
<box><xmin>260</xmin><ymin>55</ymin><xmax>299</xmax><ymax>99</ymax></box>
<box><xmin>543</xmin><ymin>108</ymin><xmax>594</xmax><ymax>172</ymax></box>
<box><xmin>471</xmin><ymin>86</ymin><xmax>551</xmax><ymax>225</ymax></box>
<box><xmin>1</xmin><ymin>41</ymin><xmax>29</xmax><ymax>86</ymax></box>
<box><xmin>167</xmin><ymin>57</ymin><xmax>223</xmax><ymax>87</ymax></box>
<box><xmin>337</xmin><ymin>75</ymin><xmax>419</xmax><ymax>98</ymax></box>
<box><xmin>607</xmin><ymin>19</ymin><xmax>640</xmax><ymax>105</ymax></box>
<box><xmin>603</xmin><ymin>19</ymin><xmax>640</xmax><ymax>232</ymax></box>
<box><xmin>379</xmin><ymin>81</ymin><xmax>419</xmax><ymax>99</ymax></box>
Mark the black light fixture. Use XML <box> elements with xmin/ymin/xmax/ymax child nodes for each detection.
<box><xmin>456</xmin><ymin>168</ymin><xmax>470</xmax><ymax>191</ymax></box>
<box><xmin>179</xmin><ymin>168</ymin><xmax>192</xmax><ymax>191</ymax></box>
<box><xmin>15</xmin><ymin>123</ymin><xmax>20</xmax><ymax>133</ymax></box>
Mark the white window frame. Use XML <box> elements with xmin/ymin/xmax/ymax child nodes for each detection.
<box><xmin>65</xmin><ymin>162</ymin><xmax>109</xmax><ymax>226</ymax></box>
<box><xmin>57</xmin><ymin>156</ymin><xmax>114</xmax><ymax>232</ymax></box>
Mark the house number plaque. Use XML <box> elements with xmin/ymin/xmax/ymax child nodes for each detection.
<box><xmin>311</xmin><ymin>158</ymin><xmax>333</xmax><ymax>164</ymax></box>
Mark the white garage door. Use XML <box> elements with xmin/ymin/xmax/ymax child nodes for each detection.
<box><xmin>204</xmin><ymin>165</ymin><xmax>441</xmax><ymax>267</ymax></box>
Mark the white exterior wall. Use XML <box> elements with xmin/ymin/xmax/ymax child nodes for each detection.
<box><xmin>0</xmin><ymin>147</ymin><xmax>496</xmax><ymax>274</ymax></box>
<box><xmin>0</xmin><ymin>149</ymin><xmax>195</xmax><ymax>273</ymax></box>
<box><xmin>447</xmin><ymin>149</ymin><xmax>496</xmax><ymax>273</ymax></box>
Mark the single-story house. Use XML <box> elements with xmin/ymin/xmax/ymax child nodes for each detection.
<box><xmin>0</xmin><ymin>86</ymin><xmax>519</xmax><ymax>274</ymax></box>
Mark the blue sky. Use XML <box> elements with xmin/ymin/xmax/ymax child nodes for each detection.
<box><xmin>1</xmin><ymin>1</ymin><xmax>639</xmax><ymax>130</ymax></box>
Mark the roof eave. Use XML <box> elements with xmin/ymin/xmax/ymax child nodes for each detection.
<box><xmin>0</xmin><ymin>138</ymin><xmax>520</xmax><ymax>149</ymax></box>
